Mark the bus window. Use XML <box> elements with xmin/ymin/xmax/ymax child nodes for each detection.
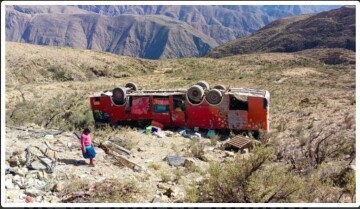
<box><xmin>230</xmin><ymin>95</ymin><xmax>248</xmax><ymax>111</ymax></box>
<box><xmin>154</xmin><ymin>96</ymin><xmax>170</xmax><ymax>113</ymax></box>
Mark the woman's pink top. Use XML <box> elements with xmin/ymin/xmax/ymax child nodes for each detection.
<box><xmin>80</xmin><ymin>133</ymin><xmax>92</xmax><ymax>152</ymax></box>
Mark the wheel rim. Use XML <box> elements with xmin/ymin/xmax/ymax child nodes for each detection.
<box><xmin>206</xmin><ymin>89</ymin><xmax>222</xmax><ymax>105</ymax></box>
<box><xmin>187</xmin><ymin>85</ymin><xmax>204</xmax><ymax>103</ymax></box>
<box><xmin>125</xmin><ymin>82</ymin><xmax>138</xmax><ymax>91</ymax></box>
<box><xmin>213</xmin><ymin>84</ymin><xmax>225</xmax><ymax>90</ymax></box>
<box><xmin>196</xmin><ymin>81</ymin><xmax>210</xmax><ymax>90</ymax></box>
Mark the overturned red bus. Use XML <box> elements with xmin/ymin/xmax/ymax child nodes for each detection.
<box><xmin>89</xmin><ymin>81</ymin><xmax>270</xmax><ymax>136</ymax></box>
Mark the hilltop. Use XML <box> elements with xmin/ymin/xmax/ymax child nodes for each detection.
<box><xmin>207</xmin><ymin>6</ymin><xmax>355</xmax><ymax>58</ymax></box>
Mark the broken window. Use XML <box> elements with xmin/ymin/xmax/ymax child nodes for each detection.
<box><xmin>154</xmin><ymin>96</ymin><xmax>170</xmax><ymax>113</ymax></box>
<box><xmin>173</xmin><ymin>95</ymin><xmax>186</xmax><ymax>111</ymax></box>
<box><xmin>229</xmin><ymin>95</ymin><xmax>248</xmax><ymax>111</ymax></box>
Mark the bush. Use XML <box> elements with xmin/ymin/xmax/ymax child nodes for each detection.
<box><xmin>196</xmin><ymin>145</ymin><xmax>300</xmax><ymax>203</ymax></box>
<box><xmin>60</xmin><ymin>178</ymin><xmax>140</xmax><ymax>203</ymax></box>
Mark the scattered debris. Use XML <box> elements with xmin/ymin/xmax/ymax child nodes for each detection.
<box><xmin>224</xmin><ymin>135</ymin><xmax>260</xmax><ymax>152</ymax></box>
<box><xmin>206</xmin><ymin>129</ymin><xmax>216</xmax><ymax>138</ymax></box>
<box><xmin>107</xmin><ymin>138</ymin><xmax>132</xmax><ymax>155</ymax></box>
<box><xmin>98</xmin><ymin>143</ymin><xmax>142</xmax><ymax>172</ymax></box>
<box><xmin>166</xmin><ymin>156</ymin><xmax>186</xmax><ymax>167</ymax></box>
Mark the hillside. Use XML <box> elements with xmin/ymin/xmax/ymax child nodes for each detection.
<box><xmin>6</xmin><ymin>5</ymin><xmax>342</xmax><ymax>59</ymax></box>
<box><xmin>5</xmin><ymin>10</ymin><xmax>217</xmax><ymax>59</ymax></box>
<box><xmin>207</xmin><ymin>6</ymin><xmax>355</xmax><ymax>58</ymax></box>
<box><xmin>4</xmin><ymin>42</ymin><xmax>355</xmax><ymax>203</ymax></box>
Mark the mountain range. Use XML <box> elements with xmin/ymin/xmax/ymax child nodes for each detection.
<box><xmin>207</xmin><ymin>6</ymin><xmax>355</xmax><ymax>58</ymax></box>
<box><xmin>6</xmin><ymin>5</ymin><xmax>342</xmax><ymax>59</ymax></box>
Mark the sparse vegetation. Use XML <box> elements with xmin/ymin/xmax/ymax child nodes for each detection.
<box><xmin>60</xmin><ymin>178</ymin><xmax>140</xmax><ymax>203</ymax></box>
<box><xmin>5</xmin><ymin>42</ymin><xmax>355</xmax><ymax>203</ymax></box>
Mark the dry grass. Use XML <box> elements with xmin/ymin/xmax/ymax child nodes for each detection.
<box><xmin>5</xmin><ymin>42</ymin><xmax>356</xmax><ymax>203</ymax></box>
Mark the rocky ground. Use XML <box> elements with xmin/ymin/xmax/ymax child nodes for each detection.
<box><xmin>4</xmin><ymin>123</ymin><xmax>243</xmax><ymax>203</ymax></box>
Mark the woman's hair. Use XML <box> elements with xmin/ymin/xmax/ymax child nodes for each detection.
<box><xmin>83</xmin><ymin>128</ymin><xmax>91</xmax><ymax>134</ymax></box>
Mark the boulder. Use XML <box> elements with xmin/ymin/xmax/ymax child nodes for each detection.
<box><xmin>30</xmin><ymin>158</ymin><xmax>53</xmax><ymax>170</ymax></box>
<box><xmin>53</xmin><ymin>182</ymin><xmax>66</xmax><ymax>192</ymax></box>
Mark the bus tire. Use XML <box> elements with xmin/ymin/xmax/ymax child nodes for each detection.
<box><xmin>187</xmin><ymin>85</ymin><xmax>204</xmax><ymax>103</ymax></box>
<box><xmin>125</xmin><ymin>82</ymin><xmax>138</xmax><ymax>91</ymax></box>
<box><xmin>196</xmin><ymin>80</ymin><xmax>210</xmax><ymax>90</ymax></box>
<box><xmin>112</xmin><ymin>87</ymin><xmax>126</xmax><ymax>104</ymax></box>
<box><xmin>213</xmin><ymin>84</ymin><xmax>225</xmax><ymax>90</ymax></box>
<box><xmin>206</xmin><ymin>89</ymin><xmax>222</xmax><ymax>105</ymax></box>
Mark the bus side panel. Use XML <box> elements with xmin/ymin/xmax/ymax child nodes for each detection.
<box><xmin>185</xmin><ymin>97</ymin><xmax>229</xmax><ymax>129</ymax></box>
<box><xmin>227</xmin><ymin>110</ymin><xmax>248</xmax><ymax>130</ymax></box>
<box><xmin>247</xmin><ymin>96</ymin><xmax>268</xmax><ymax>131</ymax></box>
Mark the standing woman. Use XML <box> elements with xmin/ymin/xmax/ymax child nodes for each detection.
<box><xmin>81</xmin><ymin>128</ymin><xmax>96</xmax><ymax>167</ymax></box>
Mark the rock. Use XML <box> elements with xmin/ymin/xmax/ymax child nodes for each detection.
<box><xmin>16</xmin><ymin>167</ymin><xmax>28</xmax><ymax>177</ymax></box>
<box><xmin>166</xmin><ymin>156</ymin><xmax>186</xmax><ymax>166</ymax></box>
<box><xmin>8</xmin><ymin>157</ymin><xmax>19</xmax><ymax>167</ymax></box>
<box><xmin>25</xmin><ymin>178</ymin><xmax>36</xmax><ymax>188</ymax></box>
<box><xmin>12</xmin><ymin>175</ymin><xmax>25</xmax><ymax>189</ymax></box>
<box><xmin>151</xmin><ymin>195</ymin><xmax>161</xmax><ymax>203</ymax></box>
<box><xmin>195</xmin><ymin>176</ymin><xmax>204</xmax><ymax>184</ymax></box>
<box><xmin>164</xmin><ymin>186</ymin><xmax>183</xmax><ymax>198</ymax></box>
<box><xmin>200</xmin><ymin>154</ymin><xmax>214</xmax><ymax>162</ymax></box>
<box><xmin>6</xmin><ymin>190</ymin><xmax>21</xmax><ymax>200</ymax></box>
<box><xmin>25</xmin><ymin>196</ymin><xmax>33</xmax><ymax>203</ymax></box>
<box><xmin>30</xmin><ymin>158</ymin><xmax>52</xmax><ymax>170</ymax></box>
<box><xmin>137</xmin><ymin>147</ymin><xmax>144</xmax><ymax>152</ymax></box>
<box><xmin>35</xmin><ymin>196</ymin><xmax>42</xmax><ymax>202</ymax></box>
<box><xmin>5</xmin><ymin>179</ymin><xmax>15</xmax><ymax>189</ymax></box>
<box><xmin>25</xmin><ymin>189</ymin><xmax>45</xmax><ymax>197</ymax></box>
<box><xmin>350</xmin><ymin>165</ymin><xmax>356</xmax><ymax>171</ymax></box>
<box><xmin>35</xmin><ymin>179</ymin><xmax>46</xmax><ymax>189</ymax></box>
<box><xmin>160</xmin><ymin>195</ymin><xmax>169</xmax><ymax>203</ymax></box>
<box><xmin>45</xmin><ymin>135</ymin><xmax>54</xmax><ymax>140</ymax></box>
<box><xmin>37</xmin><ymin>170</ymin><xmax>48</xmax><ymax>180</ymax></box>
<box><xmin>48</xmin><ymin>195</ymin><xmax>60</xmax><ymax>203</ymax></box>
<box><xmin>53</xmin><ymin>182</ymin><xmax>65</xmax><ymax>192</ymax></box>
<box><xmin>184</xmin><ymin>159</ymin><xmax>195</xmax><ymax>169</ymax></box>
<box><xmin>224</xmin><ymin>151</ymin><xmax>235</xmax><ymax>157</ymax></box>
<box><xmin>157</xmin><ymin>183</ymin><xmax>169</xmax><ymax>190</ymax></box>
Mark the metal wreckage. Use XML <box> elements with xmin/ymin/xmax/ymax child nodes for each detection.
<box><xmin>90</xmin><ymin>80</ymin><xmax>270</xmax><ymax>138</ymax></box>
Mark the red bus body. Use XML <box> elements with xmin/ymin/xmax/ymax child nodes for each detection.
<box><xmin>90</xmin><ymin>88</ymin><xmax>270</xmax><ymax>133</ymax></box>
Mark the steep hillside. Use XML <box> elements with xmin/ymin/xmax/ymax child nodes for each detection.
<box><xmin>207</xmin><ymin>6</ymin><xmax>355</xmax><ymax>58</ymax></box>
<box><xmin>6</xmin><ymin>5</ymin><xmax>342</xmax><ymax>59</ymax></box>
<box><xmin>5</xmin><ymin>12</ymin><xmax>217</xmax><ymax>59</ymax></box>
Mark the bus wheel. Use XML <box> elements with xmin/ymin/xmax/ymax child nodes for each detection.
<box><xmin>196</xmin><ymin>80</ymin><xmax>210</xmax><ymax>90</ymax></box>
<box><xmin>187</xmin><ymin>85</ymin><xmax>204</xmax><ymax>103</ymax></box>
<box><xmin>112</xmin><ymin>87</ymin><xmax>126</xmax><ymax>104</ymax></box>
<box><xmin>206</xmin><ymin>89</ymin><xmax>222</xmax><ymax>105</ymax></box>
<box><xmin>213</xmin><ymin>84</ymin><xmax>225</xmax><ymax>90</ymax></box>
<box><xmin>125</xmin><ymin>82</ymin><xmax>138</xmax><ymax>91</ymax></box>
